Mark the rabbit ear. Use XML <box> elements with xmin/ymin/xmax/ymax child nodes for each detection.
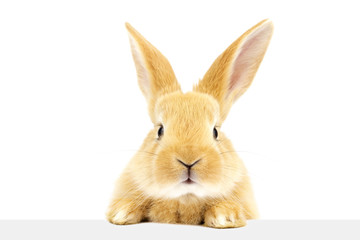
<box><xmin>125</xmin><ymin>23</ymin><xmax>181</xmax><ymax>121</ymax></box>
<box><xmin>194</xmin><ymin>19</ymin><xmax>273</xmax><ymax>121</ymax></box>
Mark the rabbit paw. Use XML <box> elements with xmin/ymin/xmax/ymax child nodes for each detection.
<box><xmin>204</xmin><ymin>204</ymin><xmax>246</xmax><ymax>228</ymax></box>
<box><xmin>106</xmin><ymin>200</ymin><xmax>144</xmax><ymax>225</ymax></box>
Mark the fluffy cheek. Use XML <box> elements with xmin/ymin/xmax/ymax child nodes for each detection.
<box><xmin>193</xmin><ymin>150</ymin><xmax>235</xmax><ymax>196</ymax></box>
<box><xmin>153</xmin><ymin>150</ymin><xmax>182</xmax><ymax>186</ymax></box>
<box><xmin>195</xmin><ymin>151</ymin><xmax>222</xmax><ymax>185</ymax></box>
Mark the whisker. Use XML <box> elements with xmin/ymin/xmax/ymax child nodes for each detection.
<box><xmin>219</xmin><ymin>150</ymin><xmax>261</xmax><ymax>155</ymax></box>
<box><xmin>138</xmin><ymin>150</ymin><xmax>158</xmax><ymax>156</ymax></box>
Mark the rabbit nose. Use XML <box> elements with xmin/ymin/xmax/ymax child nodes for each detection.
<box><xmin>177</xmin><ymin>159</ymin><xmax>201</xmax><ymax>169</ymax></box>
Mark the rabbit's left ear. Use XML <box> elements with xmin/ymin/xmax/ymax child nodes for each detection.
<box><xmin>126</xmin><ymin>23</ymin><xmax>181</xmax><ymax>122</ymax></box>
<box><xmin>194</xmin><ymin>20</ymin><xmax>273</xmax><ymax>122</ymax></box>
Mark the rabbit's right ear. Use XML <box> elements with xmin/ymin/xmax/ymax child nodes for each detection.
<box><xmin>125</xmin><ymin>23</ymin><xmax>181</xmax><ymax>122</ymax></box>
<box><xmin>194</xmin><ymin>20</ymin><xmax>273</xmax><ymax>122</ymax></box>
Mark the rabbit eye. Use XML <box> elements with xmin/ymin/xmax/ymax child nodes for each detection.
<box><xmin>213</xmin><ymin>127</ymin><xmax>218</xmax><ymax>139</ymax></box>
<box><xmin>157</xmin><ymin>125</ymin><xmax>164</xmax><ymax>139</ymax></box>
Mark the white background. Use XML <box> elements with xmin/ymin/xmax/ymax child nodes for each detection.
<box><xmin>0</xmin><ymin>0</ymin><xmax>359</xmax><ymax>220</ymax></box>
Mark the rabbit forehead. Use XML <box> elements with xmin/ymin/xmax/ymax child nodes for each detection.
<box><xmin>155</xmin><ymin>91</ymin><xmax>220</xmax><ymax>126</ymax></box>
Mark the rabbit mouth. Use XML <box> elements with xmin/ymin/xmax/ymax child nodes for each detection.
<box><xmin>182</xmin><ymin>178</ymin><xmax>195</xmax><ymax>184</ymax></box>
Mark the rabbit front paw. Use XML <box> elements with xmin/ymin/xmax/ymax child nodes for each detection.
<box><xmin>204</xmin><ymin>203</ymin><xmax>246</xmax><ymax>228</ymax></box>
<box><xmin>106</xmin><ymin>200</ymin><xmax>144</xmax><ymax>225</ymax></box>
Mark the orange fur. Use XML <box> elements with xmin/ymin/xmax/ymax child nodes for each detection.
<box><xmin>107</xmin><ymin>20</ymin><xmax>273</xmax><ymax>228</ymax></box>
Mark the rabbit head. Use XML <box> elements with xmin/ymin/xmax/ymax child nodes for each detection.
<box><xmin>124</xmin><ymin>20</ymin><xmax>273</xmax><ymax>200</ymax></box>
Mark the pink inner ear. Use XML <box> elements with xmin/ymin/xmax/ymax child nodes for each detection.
<box><xmin>229</xmin><ymin>36</ymin><xmax>259</xmax><ymax>89</ymax></box>
<box><xmin>228</xmin><ymin>25</ymin><xmax>272</xmax><ymax>100</ymax></box>
<box><xmin>129</xmin><ymin>35</ymin><xmax>151</xmax><ymax>100</ymax></box>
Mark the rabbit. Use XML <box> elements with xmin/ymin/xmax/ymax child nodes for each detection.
<box><xmin>106</xmin><ymin>19</ymin><xmax>273</xmax><ymax>228</ymax></box>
